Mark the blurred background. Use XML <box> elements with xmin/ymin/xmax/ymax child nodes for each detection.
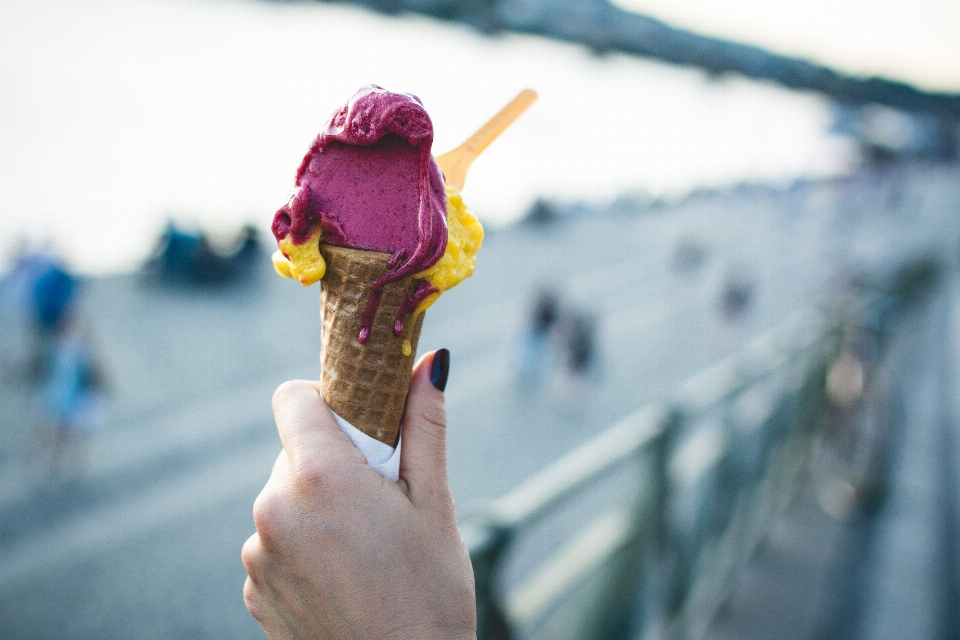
<box><xmin>1</xmin><ymin>0</ymin><xmax>958</xmax><ymax>638</ymax></box>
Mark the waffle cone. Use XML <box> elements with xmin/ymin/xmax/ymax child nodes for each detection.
<box><xmin>318</xmin><ymin>244</ymin><xmax>425</xmax><ymax>447</ymax></box>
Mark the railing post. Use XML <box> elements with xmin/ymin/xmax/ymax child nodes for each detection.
<box><xmin>572</xmin><ymin>427</ymin><xmax>671</xmax><ymax>640</ymax></box>
<box><xmin>654</xmin><ymin>409</ymin><xmax>687</xmax><ymax>628</ymax></box>
<box><xmin>645</xmin><ymin>418</ymin><xmax>675</xmax><ymax>637</ymax></box>
<box><xmin>466</xmin><ymin>520</ymin><xmax>513</xmax><ymax>640</ymax></box>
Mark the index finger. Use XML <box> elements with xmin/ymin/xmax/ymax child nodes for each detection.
<box><xmin>271</xmin><ymin>380</ymin><xmax>361</xmax><ymax>472</ymax></box>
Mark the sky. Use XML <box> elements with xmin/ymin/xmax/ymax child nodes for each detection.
<box><xmin>0</xmin><ymin>0</ymin><xmax>955</xmax><ymax>274</ymax></box>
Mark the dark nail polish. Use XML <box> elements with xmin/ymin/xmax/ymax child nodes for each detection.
<box><xmin>430</xmin><ymin>348</ymin><xmax>450</xmax><ymax>392</ymax></box>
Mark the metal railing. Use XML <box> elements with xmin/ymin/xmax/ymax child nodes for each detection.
<box><xmin>461</xmin><ymin>307</ymin><xmax>838</xmax><ymax>640</ymax></box>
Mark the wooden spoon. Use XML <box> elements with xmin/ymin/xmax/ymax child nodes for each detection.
<box><xmin>436</xmin><ymin>88</ymin><xmax>538</xmax><ymax>190</ymax></box>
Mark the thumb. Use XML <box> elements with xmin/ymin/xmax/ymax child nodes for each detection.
<box><xmin>399</xmin><ymin>349</ymin><xmax>451</xmax><ymax>503</ymax></box>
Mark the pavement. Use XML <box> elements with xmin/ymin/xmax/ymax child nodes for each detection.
<box><xmin>1</xmin><ymin>163</ymin><xmax>959</xmax><ymax>639</ymax></box>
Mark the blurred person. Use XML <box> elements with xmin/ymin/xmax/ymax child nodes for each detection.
<box><xmin>0</xmin><ymin>242</ymin><xmax>68</xmax><ymax>382</ymax></box>
<box><xmin>712</xmin><ymin>267</ymin><xmax>756</xmax><ymax>351</ymax></box>
<box><xmin>242</xmin><ymin>350</ymin><xmax>477</xmax><ymax>639</ymax></box>
<box><xmin>671</xmin><ymin>236</ymin><xmax>708</xmax><ymax>275</ymax></box>
<box><xmin>31</xmin><ymin>316</ymin><xmax>107</xmax><ymax>479</ymax></box>
<box><xmin>718</xmin><ymin>272</ymin><xmax>753</xmax><ymax>322</ymax></box>
<box><xmin>523</xmin><ymin>198</ymin><xmax>559</xmax><ymax>225</ymax></box>
<box><xmin>30</xmin><ymin>303</ymin><xmax>108</xmax><ymax>480</ymax></box>
<box><xmin>560</xmin><ymin>307</ymin><xmax>599</xmax><ymax>386</ymax></box>
<box><xmin>149</xmin><ymin>222</ymin><xmax>201</xmax><ymax>278</ymax></box>
<box><xmin>517</xmin><ymin>287</ymin><xmax>561</xmax><ymax>388</ymax></box>
<box><xmin>813</xmin><ymin>324</ymin><xmax>890</xmax><ymax>521</ymax></box>
<box><xmin>32</xmin><ymin>259</ymin><xmax>76</xmax><ymax>331</ymax></box>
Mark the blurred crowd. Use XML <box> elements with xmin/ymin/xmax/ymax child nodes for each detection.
<box><xmin>143</xmin><ymin>222</ymin><xmax>262</xmax><ymax>285</ymax></box>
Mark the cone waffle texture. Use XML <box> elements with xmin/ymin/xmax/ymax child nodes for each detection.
<box><xmin>319</xmin><ymin>244</ymin><xmax>424</xmax><ymax>447</ymax></box>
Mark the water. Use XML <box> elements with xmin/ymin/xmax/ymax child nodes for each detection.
<box><xmin>0</xmin><ymin>0</ymin><xmax>855</xmax><ymax>275</ymax></box>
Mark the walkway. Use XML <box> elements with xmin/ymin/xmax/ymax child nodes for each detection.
<box><xmin>1</xmin><ymin>165</ymin><xmax>958</xmax><ymax>639</ymax></box>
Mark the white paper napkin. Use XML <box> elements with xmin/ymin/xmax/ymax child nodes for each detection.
<box><xmin>329</xmin><ymin>409</ymin><xmax>401</xmax><ymax>481</ymax></box>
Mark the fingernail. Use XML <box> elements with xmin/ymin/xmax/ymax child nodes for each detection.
<box><xmin>431</xmin><ymin>348</ymin><xmax>450</xmax><ymax>392</ymax></box>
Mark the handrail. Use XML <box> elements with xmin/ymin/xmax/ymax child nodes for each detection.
<box><xmin>462</xmin><ymin>304</ymin><xmax>837</xmax><ymax>640</ymax></box>
<box><xmin>462</xmin><ymin>255</ymin><xmax>937</xmax><ymax>640</ymax></box>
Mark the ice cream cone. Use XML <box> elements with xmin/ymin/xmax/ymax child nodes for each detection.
<box><xmin>319</xmin><ymin>243</ymin><xmax>425</xmax><ymax>447</ymax></box>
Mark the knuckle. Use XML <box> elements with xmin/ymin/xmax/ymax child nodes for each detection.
<box><xmin>294</xmin><ymin>451</ymin><xmax>336</xmax><ymax>494</ymax></box>
<box><xmin>240</xmin><ymin>534</ymin><xmax>262</xmax><ymax>576</ymax></box>
<box><xmin>271</xmin><ymin>379</ymin><xmax>308</xmax><ymax>412</ymax></box>
<box><xmin>251</xmin><ymin>488</ymin><xmax>285</xmax><ymax>547</ymax></box>
<box><xmin>243</xmin><ymin>576</ymin><xmax>265</xmax><ymax>621</ymax></box>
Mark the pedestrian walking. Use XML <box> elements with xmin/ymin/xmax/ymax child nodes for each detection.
<box><xmin>31</xmin><ymin>311</ymin><xmax>108</xmax><ymax>479</ymax></box>
<box><xmin>564</xmin><ymin>310</ymin><xmax>597</xmax><ymax>378</ymax></box>
<box><xmin>517</xmin><ymin>287</ymin><xmax>561</xmax><ymax>388</ymax></box>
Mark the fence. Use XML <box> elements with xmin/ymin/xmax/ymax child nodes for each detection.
<box><xmin>461</xmin><ymin>304</ymin><xmax>840</xmax><ymax>640</ymax></box>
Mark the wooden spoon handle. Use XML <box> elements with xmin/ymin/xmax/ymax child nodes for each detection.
<box><xmin>436</xmin><ymin>88</ymin><xmax>538</xmax><ymax>190</ymax></box>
